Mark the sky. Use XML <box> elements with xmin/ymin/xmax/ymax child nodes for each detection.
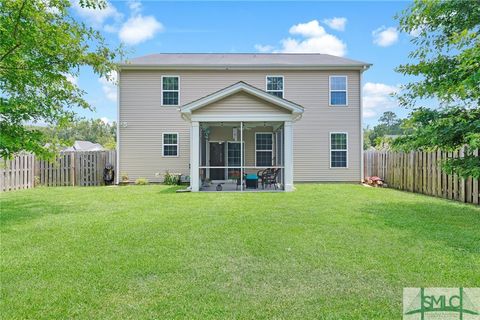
<box><xmin>70</xmin><ymin>0</ymin><xmax>419</xmax><ymax>127</ymax></box>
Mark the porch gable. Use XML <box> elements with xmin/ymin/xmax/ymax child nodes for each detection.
<box><xmin>180</xmin><ymin>81</ymin><xmax>304</xmax><ymax>117</ymax></box>
<box><xmin>193</xmin><ymin>91</ymin><xmax>291</xmax><ymax>115</ymax></box>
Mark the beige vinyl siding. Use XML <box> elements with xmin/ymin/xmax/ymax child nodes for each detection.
<box><xmin>195</xmin><ymin>92</ymin><xmax>289</xmax><ymax>115</ymax></box>
<box><xmin>119</xmin><ymin>69</ymin><xmax>361</xmax><ymax>182</ymax></box>
<box><xmin>119</xmin><ymin>72</ymin><xmax>189</xmax><ymax>182</ymax></box>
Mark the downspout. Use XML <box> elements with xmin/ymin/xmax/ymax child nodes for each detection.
<box><xmin>116</xmin><ymin>69</ymin><xmax>120</xmax><ymax>184</ymax></box>
<box><xmin>360</xmin><ymin>65</ymin><xmax>367</xmax><ymax>183</ymax></box>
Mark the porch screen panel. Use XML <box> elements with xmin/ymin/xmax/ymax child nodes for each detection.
<box><xmin>256</xmin><ymin>133</ymin><xmax>273</xmax><ymax>167</ymax></box>
<box><xmin>227</xmin><ymin>142</ymin><xmax>242</xmax><ymax>179</ymax></box>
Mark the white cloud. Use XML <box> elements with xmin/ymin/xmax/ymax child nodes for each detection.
<box><xmin>103</xmin><ymin>24</ymin><xmax>118</xmax><ymax>33</ymax></box>
<box><xmin>409</xmin><ymin>27</ymin><xmax>423</xmax><ymax>37</ymax></box>
<box><xmin>362</xmin><ymin>82</ymin><xmax>399</xmax><ymax>118</ymax></box>
<box><xmin>289</xmin><ymin>20</ymin><xmax>325</xmax><ymax>37</ymax></box>
<box><xmin>100</xmin><ymin>117</ymin><xmax>111</xmax><ymax>124</ymax></box>
<box><xmin>255</xmin><ymin>20</ymin><xmax>347</xmax><ymax>56</ymax></box>
<box><xmin>99</xmin><ymin>71</ymin><xmax>117</xmax><ymax>102</ymax></box>
<box><xmin>127</xmin><ymin>0</ymin><xmax>142</xmax><ymax>14</ymax></box>
<box><xmin>119</xmin><ymin>15</ymin><xmax>163</xmax><ymax>45</ymax></box>
<box><xmin>73</xmin><ymin>0</ymin><xmax>164</xmax><ymax>45</ymax></box>
<box><xmin>65</xmin><ymin>74</ymin><xmax>78</xmax><ymax>85</ymax></box>
<box><xmin>279</xmin><ymin>35</ymin><xmax>346</xmax><ymax>56</ymax></box>
<box><xmin>254</xmin><ymin>44</ymin><xmax>274</xmax><ymax>53</ymax></box>
<box><xmin>372</xmin><ymin>26</ymin><xmax>399</xmax><ymax>47</ymax></box>
<box><xmin>323</xmin><ymin>17</ymin><xmax>347</xmax><ymax>31</ymax></box>
<box><xmin>72</xmin><ymin>0</ymin><xmax>121</xmax><ymax>27</ymax></box>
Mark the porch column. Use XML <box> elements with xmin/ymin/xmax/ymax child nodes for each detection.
<box><xmin>284</xmin><ymin>121</ymin><xmax>294</xmax><ymax>192</ymax></box>
<box><xmin>190</xmin><ymin>121</ymin><xmax>200</xmax><ymax>192</ymax></box>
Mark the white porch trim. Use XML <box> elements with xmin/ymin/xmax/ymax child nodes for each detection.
<box><xmin>190</xmin><ymin>121</ymin><xmax>200</xmax><ymax>191</ymax></box>
<box><xmin>284</xmin><ymin>121</ymin><xmax>294</xmax><ymax>192</ymax></box>
<box><xmin>190</xmin><ymin>114</ymin><xmax>300</xmax><ymax>122</ymax></box>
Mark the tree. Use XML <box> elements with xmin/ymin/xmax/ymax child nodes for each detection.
<box><xmin>393</xmin><ymin>0</ymin><xmax>480</xmax><ymax>178</ymax></box>
<box><xmin>364</xmin><ymin>111</ymin><xmax>405</xmax><ymax>149</ymax></box>
<box><xmin>378</xmin><ymin>111</ymin><xmax>402</xmax><ymax>129</ymax></box>
<box><xmin>35</xmin><ymin>118</ymin><xmax>117</xmax><ymax>150</ymax></box>
<box><xmin>0</xmin><ymin>0</ymin><xmax>122</xmax><ymax>159</ymax></box>
<box><xmin>363</xmin><ymin>126</ymin><xmax>374</xmax><ymax>150</ymax></box>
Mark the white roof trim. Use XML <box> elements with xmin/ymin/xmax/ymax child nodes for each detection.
<box><xmin>180</xmin><ymin>82</ymin><xmax>304</xmax><ymax>114</ymax></box>
<box><xmin>119</xmin><ymin>65</ymin><xmax>370</xmax><ymax>71</ymax></box>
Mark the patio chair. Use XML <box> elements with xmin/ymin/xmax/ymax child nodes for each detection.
<box><xmin>257</xmin><ymin>168</ymin><xmax>275</xmax><ymax>189</ymax></box>
<box><xmin>261</xmin><ymin>168</ymin><xmax>280</xmax><ymax>190</ymax></box>
<box><xmin>257</xmin><ymin>168</ymin><xmax>270</xmax><ymax>189</ymax></box>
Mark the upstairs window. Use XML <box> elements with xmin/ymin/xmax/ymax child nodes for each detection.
<box><xmin>330</xmin><ymin>133</ymin><xmax>347</xmax><ymax>168</ymax></box>
<box><xmin>162</xmin><ymin>133</ymin><xmax>179</xmax><ymax>157</ymax></box>
<box><xmin>266</xmin><ymin>76</ymin><xmax>284</xmax><ymax>98</ymax></box>
<box><xmin>329</xmin><ymin>76</ymin><xmax>347</xmax><ymax>106</ymax></box>
<box><xmin>256</xmin><ymin>133</ymin><xmax>273</xmax><ymax>166</ymax></box>
<box><xmin>162</xmin><ymin>76</ymin><xmax>179</xmax><ymax>106</ymax></box>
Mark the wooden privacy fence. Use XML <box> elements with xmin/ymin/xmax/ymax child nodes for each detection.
<box><xmin>364</xmin><ymin>149</ymin><xmax>479</xmax><ymax>205</ymax></box>
<box><xmin>1</xmin><ymin>151</ymin><xmax>116</xmax><ymax>192</ymax></box>
<box><xmin>0</xmin><ymin>153</ymin><xmax>36</xmax><ymax>192</ymax></box>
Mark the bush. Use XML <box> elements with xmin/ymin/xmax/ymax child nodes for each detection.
<box><xmin>135</xmin><ymin>178</ymin><xmax>149</xmax><ymax>185</ymax></box>
<box><xmin>121</xmin><ymin>172</ymin><xmax>129</xmax><ymax>182</ymax></box>
<box><xmin>164</xmin><ymin>171</ymin><xmax>181</xmax><ymax>185</ymax></box>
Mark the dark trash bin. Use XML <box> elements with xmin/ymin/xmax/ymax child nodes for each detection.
<box><xmin>104</xmin><ymin>164</ymin><xmax>115</xmax><ymax>185</ymax></box>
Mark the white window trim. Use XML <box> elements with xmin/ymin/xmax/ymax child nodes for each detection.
<box><xmin>329</xmin><ymin>132</ymin><xmax>348</xmax><ymax>169</ymax></box>
<box><xmin>161</xmin><ymin>75</ymin><xmax>180</xmax><ymax>106</ymax></box>
<box><xmin>266</xmin><ymin>75</ymin><xmax>284</xmax><ymax>98</ymax></box>
<box><xmin>255</xmin><ymin>132</ymin><xmax>274</xmax><ymax>167</ymax></box>
<box><xmin>162</xmin><ymin>132</ymin><xmax>179</xmax><ymax>157</ymax></box>
<box><xmin>329</xmin><ymin>75</ymin><xmax>348</xmax><ymax>107</ymax></box>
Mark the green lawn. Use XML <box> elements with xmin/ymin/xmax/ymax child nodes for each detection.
<box><xmin>1</xmin><ymin>184</ymin><xmax>479</xmax><ymax>319</ymax></box>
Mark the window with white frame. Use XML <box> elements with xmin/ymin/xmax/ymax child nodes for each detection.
<box><xmin>329</xmin><ymin>76</ymin><xmax>347</xmax><ymax>106</ymax></box>
<box><xmin>330</xmin><ymin>133</ymin><xmax>347</xmax><ymax>168</ymax></box>
<box><xmin>256</xmin><ymin>133</ymin><xmax>273</xmax><ymax>166</ymax></box>
<box><xmin>162</xmin><ymin>76</ymin><xmax>179</xmax><ymax>106</ymax></box>
<box><xmin>162</xmin><ymin>133</ymin><xmax>178</xmax><ymax>156</ymax></box>
<box><xmin>266</xmin><ymin>76</ymin><xmax>284</xmax><ymax>98</ymax></box>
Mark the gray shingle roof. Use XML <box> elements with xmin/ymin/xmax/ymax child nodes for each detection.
<box><xmin>63</xmin><ymin>141</ymin><xmax>104</xmax><ymax>152</ymax></box>
<box><xmin>121</xmin><ymin>53</ymin><xmax>371</xmax><ymax>69</ymax></box>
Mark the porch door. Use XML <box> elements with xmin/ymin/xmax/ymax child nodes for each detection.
<box><xmin>227</xmin><ymin>142</ymin><xmax>242</xmax><ymax>180</ymax></box>
<box><xmin>209</xmin><ymin>142</ymin><xmax>225</xmax><ymax>180</ymax></box>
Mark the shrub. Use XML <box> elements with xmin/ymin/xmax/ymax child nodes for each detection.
<box><xmin>164</xmin><ymin>171</ymin><xmax>181</xmax><ymax>185</ymax></box>
<box><xmin>135</xmin><ymin>178</ymin><xmax>149</xmax><ymax>185</ymax></box>
<box><xmin>121</xmin><ymin>172</ymin><xmax>129</xmax><ymax>182</ymax></box>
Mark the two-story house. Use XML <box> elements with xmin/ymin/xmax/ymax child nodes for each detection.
<box><xmin>117</xmin><ymin>53</ymin><xmax>371</xmax><ymax>192</ymax></box>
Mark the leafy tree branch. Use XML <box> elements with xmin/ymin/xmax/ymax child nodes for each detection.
<box><xmin>0</xmin><ymin>0</ymin><xmax>123</xmax><ymax>159</ymax></box>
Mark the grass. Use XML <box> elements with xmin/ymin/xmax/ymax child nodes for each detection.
<box><xmin>1</xmin><ymin>184</ymin><xmax>479</xmax><ymax>319</ymax></box>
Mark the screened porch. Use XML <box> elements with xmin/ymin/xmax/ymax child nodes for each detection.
<box><xmin>196</xmin><ymin>121</ymin><xmax>285</xmax><ymax>192</ymax></box>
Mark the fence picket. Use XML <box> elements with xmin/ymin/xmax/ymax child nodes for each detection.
<box><xmin>473</xmin><ymin>150</ymin><xmax>479</xmax><ymax>205</ymax></box>
<box><xmin>1</xmin><ymin>150</ymin><xmax>116</xmax><ymax>192</ymax></box>
<box><xmin>364</xmin><ymin>149</ymin><xmax>478</xmax><ymax>205</ymax></box>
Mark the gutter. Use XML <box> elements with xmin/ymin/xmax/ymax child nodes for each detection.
<box><xmin>117</xmin><ymin>64</ymin><xmax>372</xmax><ymax>71</ymax></box>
